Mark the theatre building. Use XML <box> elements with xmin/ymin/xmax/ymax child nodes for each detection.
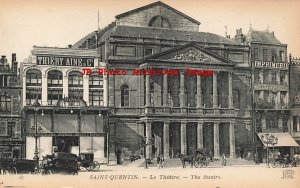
<box><xmin>0</xmin><ymin>54</ymin><xmax>23</xmax><ymax>158</ymax></box>
<box><xmin>72</xmin><ymin>1</ymin><xmax>253</xmax><ymax>161</ymax></box>
<box><xmin>238</xmin><ymin>28</ymin><xmax>299</xmax><ymax>161</ymax></box>
<box><xmin>20</xmin><ymin>47</ymin><xmax>109</xmax><ymax>162</ymax></box>
<box><xmin>290</xmin><ymin>57</ymin><xmax>300</xmax><ymax>153</ymax></box>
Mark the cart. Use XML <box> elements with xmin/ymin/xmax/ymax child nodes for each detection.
<box><xmin>193</xmin><ymin>148</ymin><xmax>210</xmax><ymax>168</ymax></box>
<box><xmin>0</xmin><ymin>158</ymin><xmax>35</xmax><ymax>174</ymax></box>
<box><xmin>78</xmin><ymin>153</ymin><xmax>100</xmax><ymax>171</ymax></box>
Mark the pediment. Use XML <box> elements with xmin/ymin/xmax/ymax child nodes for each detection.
<box><xmin>143</xmin><ymin>43</ymin><xmax>235</xmax><ymax>66</ymax></box>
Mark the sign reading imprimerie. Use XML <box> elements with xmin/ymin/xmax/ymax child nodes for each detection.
<box><xmin>252</xmin><ymin>60</ymin><xmax>289</xmax><ymax>69</ymax></box>
<box><xmin>37</xmin><ymin>56</ymin><xmax>94</xmax><ymax>67</ymax></box>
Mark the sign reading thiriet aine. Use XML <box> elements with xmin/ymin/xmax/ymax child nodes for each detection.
<box><xmin>252</xmin><ymin>60</ymin><xmax>289</xmax><ymax>69</ymax></box>
<box><xmin>37</xmin><ymin>56</ymin><xmax>94</xmax><ymax>67</ymax></box>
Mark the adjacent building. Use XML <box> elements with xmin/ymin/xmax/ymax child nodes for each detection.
<box><xmin>290</xmin><ymin>56</ymin><xmax>300</xmax><ymax>153</ymax></box>
<box><xmin>20</xmin><ymin>47</ymin><xmax>109</xmax><ymax>162</ymax></box>
<box><xmin>0</xmin><ymin>54</ymin><xmax>23</xmax><ymax>158</ymax></box>
<box><xmin>235</xmin><ymin>28</ymin><xmax>299</xmax><ymax>162</ymax></box>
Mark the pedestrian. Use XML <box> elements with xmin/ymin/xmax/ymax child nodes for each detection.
<box><xmin>209</xmin><ymin>150</ymin><xmax>213</xmax><ymax>162</ymax></box>
<box><xmin>159</xmin><ymin>154</ymin><xmax>164</xmax><ymax>168</ymax></box>
<box><xmin>221</xmin><ymin>153</ymin><xmax>227</xmax><ymax>166</ymax></box>
<box><xmin>157</xmin><ymin>155</ymin><xmax>161</xmax><ymax>168</ymax></box>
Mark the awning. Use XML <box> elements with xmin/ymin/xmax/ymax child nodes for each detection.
<box><xmin>257</xmin><ymin>133</ymin><xmax>299</xmax><ymax>147</ymax></box>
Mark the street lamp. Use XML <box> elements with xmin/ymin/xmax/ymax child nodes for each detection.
<box><xmin>31</xmin><ymin>98</ymin><xmax>41</xmax><ymax>172</ymax></box>
<box><xmin>260</xmin><ymin>133</ymin><xmax>278</xmax><ymax>168</ymax></box>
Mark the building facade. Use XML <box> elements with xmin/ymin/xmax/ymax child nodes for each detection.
<box><xmin>73</xmin><ymin>1</ymin><xmax>252</xmax><ymax>161</ymax></box>
<box><xmin>290</xmin><ymin>56</ymin><xmax>300</xmax><ymax>153</ymax></box>
<box><xmin>21</xmin><ymin>47</ymin><xmax>109</xmax><ymax>162</ymax></box>
<box><xmin>235</xmin><ymin>28</ymin><xmax>299</xmax><ymax>161</ymax></box>
<box><xmin>0</xmin><ymin>54</ymin><xmax>23</xmax><ymax>158</ymax></box>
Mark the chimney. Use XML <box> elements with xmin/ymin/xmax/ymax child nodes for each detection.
<box><xmin>234</xmin><ymin>28</ymin><xmax>244</xmax><ymax>44</ymax></box>
<box><xmin>12</xmin><ymin>53</ymin><xmax>16</xmax><ymax>63</ymax></box>
<box><xmin>0</xmin><ymin>55</ymin><xmax>8</xmax><ymax>64</ymax></box>
<box><xmin>68</xmin><ymin>44</ymin><xmax>72</xmax><ymax>48</ymax></box>
<box><xmin>13</xmin><ymin>62</ymin><xmax>18</xmax><ymax>73</ymax></box>
<box><xmin>270</xmin><ymin>31</ymin><xmax>274</xmax><ymax>36</ymax></box>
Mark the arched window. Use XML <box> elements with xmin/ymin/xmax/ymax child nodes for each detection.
<box><xmin>233</xmin><ymin>89</ymin><xmax>240</xmax><ymax>109</ymax></box>
<box><xmin>121</xmin><ymin>85</ymin><xmax>129</xmax><ymax>107</ymax></box>
<box><xmin>48</xmin><ymin>70</ymin><xmax>63</xmax><ymax>87</ymax></box>
<box><xmin>26</xmin><ymin>69</ymin><xmax>41</xmax><ymax>86</ymax></box>
<box><xmin>149</xmin><ymin>16</ymin><xmax>171</xmax><ymax>28</ymax></box>
<box><xmin>26</xmin><ymin>69</ymin><xmax>42</xmax><ymax>105</ymax></box>
<box><xmin>68</xmin><ymin>71</ymin><xmax>83</xmax><ymax>87</ymax></box>
<box><xmin>0</xmin><ymin>94</ymin><xmax>11</xmax><ymax>113</ymax></box>
<box><xmin>68</xmin><ymin>71</ymin><xmax>83</xmax><ymax>100</ymax></box>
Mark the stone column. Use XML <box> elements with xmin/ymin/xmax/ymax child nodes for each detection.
<box><xmin>213</xmin><ymin>122</ymin><xmax>220</xmax><ymax>158</ymax></box>
<box><xmin>180</xmin><ymin>70</ymin><xmax>185</xmax><ymax>107</ymax></box>
<box><xmin>145</xmin><ymin>74</ymin><xmax>150</xmax><ymax>106</ymax></box>
<box><xmin>108</xmin><ymin>73</ymin><xmax>115</xmax><ymax>107</ymax></box>
<box><xmin>63</xmin><ymin>75</ymin><xmax>68</xmax><ymax>98</ymax></box>
<box><xmin>213</xmin><ymin>71</ymin><xmax>218</xmax><ymax>108</ymax></box>
<box><xmin>41</xmin><ymin>73</ymin><xmax>47</xmax><ymax>105</ymax></box>
<box><xmin>163</xmin><ymin>121</ymin><xmax>170</xmax><ymax>159</ymax></box>
<box><xmin>297</xmin><ymin>117</ymin><xmax>300</xmax><ymax>132</ymax></box>
<box><xmin>197</xmin><ymin>122</ymin><xmax>204</xmax><ymax>149</ymax></box>
<box><xmin>103</xmin><ymin>73</ymin><xmax>108</xmax><ymax>106</ymax></box>
<box><xmin>145</xmin><ymin>121</ymin><xmax>152</xmax><ymax>159</ymax></box>
<box><xmin>83</xmin><ymin>75</ymin><xmax>89</xmax><ymax>105</ymax></box>
<box><xmin>196</xmin><ymin>76</ymin><xmax>202</xmax><ymax>108</ymax></box>
<box><xmin>163</xmin><ymin>72</ymin><xmax>168</xmax><ymax>106</ymax></box>
<box><xmin>261</xmin><ymin>115</ymin><xmax>266</xmax><ymax>130</ymax></box>
<box><xmin>228</xmin><ymin>71</ymin><xmax>233</xmax><ymax>108</ymax></box>
<box><xmin>229</xmin><ymin>122</ymin><xmax>236</xmax><ymax>158</ymax></box>
<box><xmin>181</xmin><ymin>121</ymin><xmax>187</xmax><ymax>155</ymax></box>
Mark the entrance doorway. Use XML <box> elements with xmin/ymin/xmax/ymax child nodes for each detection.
<box><xmin>53</xmin><ymin>136</ymin><xmax>79</xmax><ymax>153</ymax></box>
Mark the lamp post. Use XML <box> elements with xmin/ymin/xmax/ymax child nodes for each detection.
<box><xmin>31</xmin><ymin>98</ymin><xmax>41</xmax><ymax>172</ymax></box>
<box><xmin>260</xmin><ymin>133</ymin><xmax>278</xmax><ymax>168</ymax></box>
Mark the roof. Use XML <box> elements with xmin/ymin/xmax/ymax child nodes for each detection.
<box><xmin>257</xmin><ymin>133</ymin><xmax>299</xmax><ymax>147</ymax></box>
<box><xmin>111</xmin><ymin>26</ymin><xmax>235</xmax><ymax>44</ymax></box>
<box><xmin>72</xmin><ymin>25</ymin><xmax>236</xmax><ymax>49</ymax></box>
<box><xmin>247</xmin><ymin>30</ymin><xmax>283</xmax><ymax>45</ymax></box>
<box><xmin>115</xmin><ymin>1</ymin><xmax>200</xmax><ymax>25</ymax></box>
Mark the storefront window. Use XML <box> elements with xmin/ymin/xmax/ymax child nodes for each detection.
<box><xmin>26</xmin><ymin>69</ymin><xmax>42</xmax><ymax>86</ymax></box>
<box><xmin>68</xmin><ymin>71</ymin><xmax>83</xmax><ymax>87</ymax></box>
<box><xmin>89</xmin><ymin>75</ymin><xmax>103</xmax><ymax>88</ymax></box>
<box><xmin>26</xmin><ymin>90</ymin><xmax>41</xmax><ymax>105</ymax></box>
<box><xmin>48</xmin><ymin>89</ymin><xmax>63</xmax><ymax>105</ymax></box>
<box><xmin>89</xmin><ymin>90</ymin><xmax>103</xmax><ymax>106</ymax></box>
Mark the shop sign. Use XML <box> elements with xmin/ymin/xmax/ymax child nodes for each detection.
<box><xmin>56</xmin><ymin>97</ymin><xmax>87</xmax><ymax>108</ymax></box>
<box><xmin>37</xmin><ymin>56</ymin><xmax>94</xmax><ymax>67</ymax></box>
<box><xmin>252</xmin><ymin>61</ymin><xmax>289</xmax><ymax>69</ymax></box>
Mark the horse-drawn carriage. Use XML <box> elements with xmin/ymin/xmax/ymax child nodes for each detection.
<box><xmin>180</xmin><ymin>148</ymin><xmax>211</xmax><ymax>168</ymax></box>
<box><xmin>77</xmin><ymin>152</ymin><xmax>100</xmax><ymax>171</ymax></box>
<box><xmin>0</xmin><ymin>158</ymin><xmax>35</xmax><ymax>174</ymax></box>
<box><xmin>41</xmin><ymin>152</ymin><xmax>79</xmax><ymax>175</ymax></box>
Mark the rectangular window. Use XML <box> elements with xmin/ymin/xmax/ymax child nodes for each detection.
<box><xmin>253</xmin><ymin>48</ymin><xmax>259</xmax><ymax>60</ymax></box>
<box><xmin>271</xmin><ymin>70</ymin><xmax>277</xmax><ymax>84</ymax></box>
<box><xmin>263</xmin><ymin>49</ymin><xmax>268</xmax><ymax>61</ymax></box>
<box><xmin>48</xmin><ymin>89</ymin><xmax>63</xmax><ymax>105</ymax></box>
<box><xmin>271</xmin><ymin>49</ymin><xmax>277</xmax><ymax>62</ymax></box>
<box><xmin>279</xmin><ymin>51</ymin><xmax>285</xmax><ymax>62</ymax></box>
<box><xmin>89</xmin><ymin>90</ymin><xmax>104</xmax><ymax>106</ymax></box>
<box><xmin>26</xmin><ymin>90</ymin><xmax>42</xmax><ymax>105</ymax></box>
<box><xmin>89</xmin><ymin>76</ymin><xmax>103</xmax><ymax>88</ymax></box>
<box><xmin>26</xmin><ymin>73</ymin><xmax>41</xmax><ymax>86</ymax></box>
<box><xmin>69</xmin><ymin>89</ymin><xmax>83</xmax><ymax>100</ymax></box>
<box><xmin>0</xmin><ymin>121</ymin><xmax>7</xmax><ymax>136</ymax></box>
<box><xmin>280</xmin><ymin>71</ymin><xmax>286</xmax><ymax>85</ymax></box>
<box><xmin>144</xmin><ymin>48</ymin><xmax>154</xmax><ymax>56</ymax></box>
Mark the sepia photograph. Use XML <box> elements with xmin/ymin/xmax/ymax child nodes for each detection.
<box><xmin>0</xmin><ymin>0</ymin><xmax>300</xmax><ymax>187</ymax></box>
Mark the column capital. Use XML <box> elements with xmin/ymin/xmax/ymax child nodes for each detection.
<box><xmin>164</xmin><ymin>120</ymin><xmax>171</xmax><ymax>124</ymax></box>
<box><xmin>213</xmin><ymin>121</ymin><xmax>220</xmax><ymax>125</ymax></box>
<box><xmin>181</xmin><ymin>121</ymin><xmax>188</xmax><ymax>125</ymax></box>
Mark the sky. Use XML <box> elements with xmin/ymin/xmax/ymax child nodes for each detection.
<box><xmin>1</xmin><ymin>0</ymin><xmax>300</xmax><ymax>64</ymax></box>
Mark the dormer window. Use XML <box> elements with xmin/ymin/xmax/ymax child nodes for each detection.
<box><xmin>149</xmin><ymin>16</ymin><xmax>171</xmax><ymax>28</ymax></box>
